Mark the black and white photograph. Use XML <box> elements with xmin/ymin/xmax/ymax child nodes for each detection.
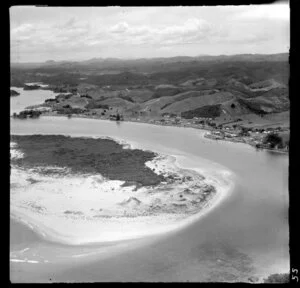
<box><xmin>10</xmin><ymin>2</ymin><xmax>290</xmax><ymax>283</ymax></box>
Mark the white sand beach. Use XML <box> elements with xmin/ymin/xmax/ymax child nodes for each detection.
<box><xmin>10</xmin><ymin>138</ymin><xmax>234</xmax><ymax>246</ymax></box>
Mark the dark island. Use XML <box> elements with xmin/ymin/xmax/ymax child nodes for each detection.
<box><xmin>10</xmin><ymin>135</ymin><xmax>165</xmax><ymax>187</ymax></box>
<box><xmin>23</xmin><ymin>84</ymin><xmax>41</xmax><ymax>90</ymax></box>
<box><xmin>10</xmin><ymin>90</ymin><xmax>20</xmax><ymax>97</ymax></box>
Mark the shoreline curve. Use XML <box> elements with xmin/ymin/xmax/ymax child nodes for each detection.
<box><xmin>10</xmin><ymin>134</ymin><xmax>235</xmax><ymax>246</ymax></box>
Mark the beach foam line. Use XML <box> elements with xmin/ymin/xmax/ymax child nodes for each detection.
<box><xmin>72</xmin><ymin>251</ymin><xmax>105</xmax><ymax>258</ymax></box>
<box><xmin>24</xmin><ymin>82</ymin><xmax>49</xmax><ymax>88</ymax></box>
<box><xmin>20</xmin><ymin>248</ymin><xmax>30</xmax><ymax>253</ymax></box>
<box><xmin>10</xmin><ymin>259</ymin><xmax>39</xmax><ymax>264</ymax></box>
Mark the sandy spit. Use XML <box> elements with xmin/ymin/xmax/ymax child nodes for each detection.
<box><xmin>10</xmin><ymin>137</ymin><xmax>235</xmax><ymax>245</ymax></box>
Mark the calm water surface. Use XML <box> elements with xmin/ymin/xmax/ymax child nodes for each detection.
<box><xmin>10</xmin><ymin>92</ymin><xmax>289</xmax><ymax>282</ymax></box>
<box><xmin>10</xmin><ymin>86</ymin><xmax>57</xmax><ymax>115</ymax></box>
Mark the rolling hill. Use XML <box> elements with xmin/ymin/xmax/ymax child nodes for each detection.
<box><xmin>10</xmin><ymin>53</ymin><xmax>289</xmax><ymax>126</ymax></box>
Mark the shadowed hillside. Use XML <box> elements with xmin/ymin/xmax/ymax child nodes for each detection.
<box><xmin>11</xmin><ymin>53</ymin><xmax>289</xmax><ymax>125</ymax></box>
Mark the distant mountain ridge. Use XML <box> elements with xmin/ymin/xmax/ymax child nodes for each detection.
<box><xmin>10</xmin><ymin>51</ymin><xmax>290</xmax><ymax>125</ymax></box>
<box><xmin>11</xmin><ymin>53</ymin><xmax>289</xmax><ymax>68</ymax></box>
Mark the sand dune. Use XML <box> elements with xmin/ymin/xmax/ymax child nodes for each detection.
<box><xmin>10</xmin><ymin>140</ymin><xmax>234</xmax><ymax>245</ymax></box>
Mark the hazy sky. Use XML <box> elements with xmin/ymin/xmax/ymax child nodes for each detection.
<box><xmin>10</xmin><ymin>2</ymin><xmax>290</xmax><ymax>63</ymax></box>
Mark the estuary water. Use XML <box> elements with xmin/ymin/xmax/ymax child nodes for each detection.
<box><xmin>10</xmin><ymin>85</ymin><xmax>56</xmax><ymax>115</ymax></box>
<box><xmin>10</xmin><ymin>88</ymin><xmax>289</xmax><ymax>282</ymax></box>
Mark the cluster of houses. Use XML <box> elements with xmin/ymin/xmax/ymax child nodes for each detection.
<box><xmin>208</xmin><ymin>125</ymin><xmax>289</xmax><ymax>151</ymax></box>
<box><xmin>211</xmin><ymin>130</ymin><xmax>239</xmax><ymax>139</ymax></box>
<box><xmin>210</xmin><ymin>126</ymin><xmax>283</xmax><ymax>138</ymax></box>
<box><xmin>109</xmin><ymin>114</ymin><xmax>124</xmax><ymax>121</ymax></box>
<box><xmin>140</xmin><ymin>114</ymin><xmax>218</xmax><ymax>127</ymax></box>
<box><xmin>157</xmin><ymin>114</ymin><xmax>216</xmax><ymax>126</ymax></box>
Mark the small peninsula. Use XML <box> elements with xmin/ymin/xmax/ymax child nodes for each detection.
<box><xmin>10</xmin><ymin>90</ymin><xmax>20</xmax><ymax>97</ymax></box>
<box><xmin>23</xmin><ymin>84</ymin><xmax>41</xmax><ymax>90</ymax></box>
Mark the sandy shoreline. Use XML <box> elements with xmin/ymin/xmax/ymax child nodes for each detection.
<box><xmin>10</xmin><ymin>134</ymin><xmax>235</xmax><ymax>246</ymax></box>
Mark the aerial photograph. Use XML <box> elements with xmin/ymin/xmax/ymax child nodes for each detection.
<box><xmin>10</xmin><ymin>3</ymin><xmax>290</xmax><ymax>283</ymax></box>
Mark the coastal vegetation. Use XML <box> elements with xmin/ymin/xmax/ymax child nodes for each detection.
<box><xmin>55</xmin><ymin>106</ymin><xmax>87</xmax><ymax>115</ymax></box>
<box><xmin>10</xmin><ymin>90</ymin><xmax>20</xmax><ymax>97</ymax></box>
<box><xmin>23</xmin><ymin>84</ymin><xmax>41</xmax><ymax>90</ymax></box>
<box><xmin>85</xmin><ymin>101</ymin><xmax>109</xmax><ymax>110</ymax></box>
<box><xmin>263</xmin><ymin>273</ymin><xmax>289</xmax><ymax>283</ymax></box>
<box><xmin>11</xmin><ymin>135</ymin><xmax>165</xmax><ymax>186</ymax></box>
<box><xmin>12</xmin><ymin>110</ymin><xmax>42</xmax><ymax>119</ymax></box>
<box><xmin>263</xmin><ymin>132</ymin><xmax>285</xmax><ymax>149</ymax></box>
<box><xmin>181</xmin><ymin>104</ymin><xmax>222</xmax><ymax>119</ymax></box>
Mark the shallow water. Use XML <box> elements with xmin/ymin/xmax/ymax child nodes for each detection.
<box><xmin>10</xmin><ymin>116</ymin><xmax>289</xmax><ymax>282</ymax></box>
<box><xmin>10</xmin><ymin>85</ymin><xmax>289</xmax><ymax>282</ymax></box>
<box><xmin>10</xmin><ymin>86</ymin><xmax>57</xmax><ymax>115</ymax></box>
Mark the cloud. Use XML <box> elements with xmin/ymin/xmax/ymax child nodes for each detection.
<box><xmin>157</xmin><ymin>18</ymin><xmax>216</xmax><ymax>45</ymax></box>
<box><xmin>109</xmin><ymin>21</ymin><xmax>129</xmax><ymax>33</ymax></box>
<box><xmin>160</xmin><ymin>18</ymin><xmax>211</xmax><ymax>36</ymax></box>
<box><xmin>107</xmin><ymin>18</ymin><xmax>217</xmax><ymax>46</ymax></box>
<box><xmin>10</xmin><ymin>6</ymin><xmax>290</xmax><ymax>62</ymax></box>
<box><xmin>11</xmin><ymin>23</ymin><xmax>35</xmax><ymax>35</ymax></box>
<box><xmin>234</xmin><ymin>3</ymin><xmax>289</xmax><ymax>21</ymax></box>
<box><xmin>10</xmin><ymin>21</ymin><xmax>95</xmax><ymax>63</ymax></box>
